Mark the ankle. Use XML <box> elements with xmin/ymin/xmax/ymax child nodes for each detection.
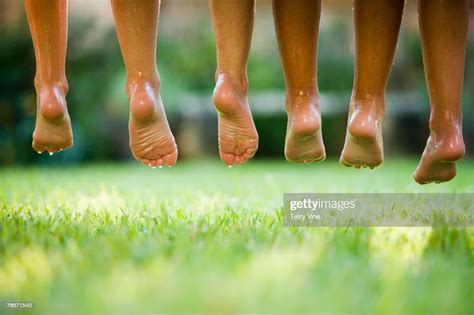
<box><xmin>215</xmin><ymin>72</ymin><xmax>248</xmax><ymax>95</ymax></box>
<box><xmin>126</xmin><ymin>73</ymin><xmax>161</xmax><ymax>96</ymax></box>
<box><xmin>429</xmin><ymin>111</ymin><xmax>462</xmax><ymax>135</ymax></box>
<box><xmin>351</xmin><ymin>91</ymin><xmax>385</xmax><ymax>116</ymax></box>
<box><xmin>285</xmin><ymin>88</ymin><xmax>319</xmax><ymax>113</ymax></box>
<box><xmin>34</xmin><ymin>78</ymin><xmax>68</xmax><ymax>95</ymax></box>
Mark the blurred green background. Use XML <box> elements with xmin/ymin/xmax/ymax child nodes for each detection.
<box><xmin>0</xmin><ymin>0</ymin><xmax>473</xmax><ymax>165</ymax></box>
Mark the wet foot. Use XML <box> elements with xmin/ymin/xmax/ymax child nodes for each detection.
<box><xmin>128</xmin><ymin>80</ymin><xmax>178</xmax><ymax>168</ymax></box>
<box><xmin>212</xmin><ymin>74</ymin><xmax>258</xmax><ymax>166</ymax></box>
<box><xmin>414</xmin><ymin>124</ymin><xmax>465</xmax><ymax>184</ymax></box>
<box><xmin>284</xmin><ymin>91</ymin><xmax>325</xmax><ymax>164</ymax></box>
<box><xmin>32</xmin><ymin>83</ymin><xmax>73</xmax><ymax>154</ymax></box>
<box><xmin>340</xmin><ymin>96</ymin><xmax>384</xmax><ymax>169</ymax></box>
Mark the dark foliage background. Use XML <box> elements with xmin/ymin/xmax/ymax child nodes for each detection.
<box><xmin>0</xmin><ymin>1</ymin><xmax>473</xmax><ymax>165</ymax></box>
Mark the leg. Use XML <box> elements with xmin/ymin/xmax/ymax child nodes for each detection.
<box><xmin>272</xmin><ymin>0</ymin><xmax>325</xmax><ymax>164</ymax></box>
<box><xmin>340</xmin><ymin>0</ymin><xmax>405</xmax><ymax>169</ymax></box>
<box><xmin>414</xmin><ymin>0</ymin><xmax>469</xmax><ymax>184</ymax></box>
<box><xmin>111</xmin><ymin>0</ymin><xmax>177</xmax><ymax>167</ymax></box>
<box><xmin>208</xmin><ymin>0</ymin><xmax>259</xmax><ymax>166</ymax></box>
<box><xmin>25</xmin><ymin>0</ymin><xmax>73</xmax><ymax>154</ymax></box>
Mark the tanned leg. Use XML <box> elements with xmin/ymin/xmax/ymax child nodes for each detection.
<box><xmin>208</xmin><ymin>0</ymin><xmax>259</xmax><ymax>166</ymax></box>
<box><xmin>272</xmin><ymin>0</ymin><xmax>325</xmax><ymax>164</ymax></box>
<box><xmin>25</xmin><ymin>0</ymin><xmax>73</xmax><ymax>155</ymax></box>
<box><xmin>111</xmin><ymin>0</ymin><xmax>177</xmax><ymax>168</ymax></box>
<box><xmin>414</xmin><ymin>0</ymin><xmax>469</xmax><ymax>184</ymax></box>
<box><xmin>340</xmin><ymin>0</ymin><xmax>405</xmax><ymax>169</ymax></box>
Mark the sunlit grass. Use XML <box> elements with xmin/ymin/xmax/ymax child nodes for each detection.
<box><xmin>1</xmin><ymin>158</ymin><xmax>473</xmax><ymax>314</ymax></box>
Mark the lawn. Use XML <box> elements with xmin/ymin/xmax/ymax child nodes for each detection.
<box><xmin>0</xmin><ymin>158</ymin><xmax>473</xmax><ymax>314</ymax></box>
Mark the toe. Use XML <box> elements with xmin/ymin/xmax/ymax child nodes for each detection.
<box><xmin>57</xmin><ymin>139</ymin><xmax>73</xmax><ymax>152</ymax></box>
<box><xmin>241</xmin><ymin>152</ymin><xmax>252</xmax><ymax>163</ymax></box>
<box><xmin>163</xmin><ymin>152</ymin><xmax>177</xmax><ymax>166</ymax></box>
<box><xmin>246</xmin><ymin>147</ymin><xmax>256</xmax><ymax>155</ymax></box>
<box><xmin>62</xmin><ymin>139</ymin><xmax>73</xmax><ymax>151</ymax></box>
<box><xmin>242</xmin><ymin>142</ymin><xmax>258</xmax><ymax>154</ymax></box>
<box><xmin>286</xmin><ymin>157</ymin><xmax>302</xmax><ymax>164</ymax></box>
<box><xmin>313</xmin><ymin>153</ymin><xmax>326</xmax><ymax>163</ymax></box>
<box><xmin>245</xmin><ymin>148</ymin><xmax>257</xmax><ymax>159</ymax></box>
<box><xmin>414</xmin><ymin>175</ymin><xmax>428</xmax><ymax>185</ymax></box>
<box><xmin>220</xmin><ymin>152</ymin><xmax>235</xmax><ymax>166</ymax></box>
<box><xmin>33</xmin><ymin>140</ymin><xmax>73</xmax><ymax>155</ymax></box>
<box><xmin>235</xmin><ymin>151</ymin><xmax>255</xmax><ymax>165</ymax></box>
<box><xmin>413</xmin><ymin>169</ymin><xmax>429</xmax><ymax>184</ymax></box>
<box><xmin>32</xmin><ymin>141</ymin><xmax>46</xmax><ymax>154</ymax></box>
<box><xmin>141</xmin><ymin>159</ymin><xmax>151</xmax><ymax>166</ymax></box>
<box><xmin>49</xmin><ymin>146</ymin><xmax>63</xmax><ymax>154</ymax></box>
<box><xmin>340</xmin><ymin>158</ymin><xmax>351</xmax><ymax>167</ymax></box>
<box><xmin>233</xmin><ymin>156</ymin><xmax>242</xmax><ymax>165</ymax></box>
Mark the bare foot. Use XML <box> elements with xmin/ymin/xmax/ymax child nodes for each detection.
<box><xmin>128</xmin><ymin>80</ymin><xmax>178</xmax><ymax>168</ymax></box>
<box><xmin>340</xmin><ymin>95</ymin><xmax>384</xmax><ymax>169</ymax></box>
<box><xmin>213</xmin><ymin>74</ymin><xmax>258</xmax><ymax>166</ymax></box>
<box><xmin>32</xmin><ymin>83</ymin><xmax>73</xmax><ymax>155</ymax></box>
<box><xmin>285</xmin><ymin>91</ymin><xmax>325</xmax><ymax>164</ymax></box>
<box><xmin>414</xmin><ymin>123</ymin><xmax>465</xmax><ymax>184</ymax></box>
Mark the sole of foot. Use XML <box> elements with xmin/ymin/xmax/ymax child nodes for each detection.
<box><xmin>128</xmin><ymin>80</ymin><xmax>178</xmax><ymax>168</ymax></box>
<box><xmin>340</xmin><ymin>99</ymin><xmax>384</xmax><ymax>169</ymax></box>
<box><xmin>413</xmin><ymin>131</ymin><xmax>465</xmax><ymax>185</ymax></box>
<box><xmin>284</xmin><ymin>94</ymin><xmax>325</xmax><ymax>164</ymax></box>
<box><xmin>213</xmin><ymin>74</ymin><xmax>258</xmax><ymax>166</ymax></box>
<box><xmin>32</xmin><ymin>84</ymin><xmax>73</xmax><ymax>155</ymax></box>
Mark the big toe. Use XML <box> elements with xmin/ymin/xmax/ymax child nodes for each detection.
<box><xmin>220</xmin><ymin>151</ymin><xmax>236</xmax><ymax>166</ymax></box>
<box><xmin>32</xmin><ymin>141</ymin><xmax>46</xmax><ymax>154</ymax></box>
<box><xmin>413</xmin><ymin>168</ymin><xmax>434</xmax><ymax>185</ymax></box>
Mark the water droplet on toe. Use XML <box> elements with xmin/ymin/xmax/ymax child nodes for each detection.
<box><xmin>49</xmin><ymin>152</ymin><xmax>54</xmax><ymax>156</ymax></box>
<box><xmin>37</xmin><ymin>151</ymin><xmax>42</xmax><ymax>154</ymax></box>
<box><xmin>298</xmin><ymin>90</ymin><xmax>304</xmax><ymax>96</ymax></box>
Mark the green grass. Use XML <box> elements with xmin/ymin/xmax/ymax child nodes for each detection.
<box><xmin>1</xmin><ymin>158</ymin><xmax>473</xmax><ymax>314</ymax></box>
